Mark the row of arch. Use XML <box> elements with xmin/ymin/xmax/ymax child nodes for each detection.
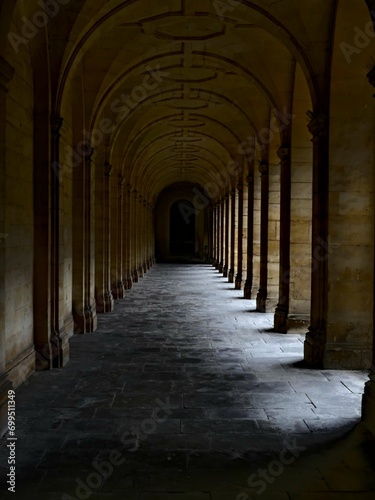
<box><xmin>0</xmin><ymin>0</ymin><xmax>374</xmax><ymax>439</ymax></box>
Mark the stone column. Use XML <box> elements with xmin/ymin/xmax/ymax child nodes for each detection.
<box><xmin>49</xmin><ymin>115</ymin><xmax>72</xmax><ymax>359</ymax></box>
<box><xmin>215</xmin><ymin>202</ymin><xmax>220</xmax><ymax>270</ymax></box>
<box><xmin>304</xmin><ymin>117</ymin><xmax>329</xmax><ymax>364</ymax></box>
<box><xmin>143</xmin><ymin>200</ymin><xmax>148</xmax><ymax>273</ymax></box>
<box><xmin>274</xmin><ymin>147</ymin><xmax>291</xmax><ymax>332</ymax></box>
<box><xmin>118</xmin><ymin>175</ymin><xmax>126</xmax><ymax>295</ymax></box>
<box><xmin>132</xmin><ymin>190</ymin><xmax>139</xmax><ymax>282</ymax></box>
<box><xmin>211</xmin><ymin>204</ymin><xmax>216</xmax><ymax>266</ymax></box>
<box><xmin>0</xmin><ymin>56</ymin><xmax>14</xmax><ymax>436</ymax></box>
<box><xmin>223</xmin><ymin>195</ymin><xmax>230</xmax><ymax>277</ymax></box>
<box><xmin>359</xmin><ymin>66</ymin><xmax>375</xmax><ymax>435</ymax></box>
<box><xmin>147</xmin><ymin>202</ymin><xmax>153</xmax><ymax>269</ymax></box>
<box><xmin>96</xmin><ymin>162</ymin><xmax>114</xmax><ymax>313</ymax></box>
<box><xmin>257</xmin><ymin>161</ymin><xmax>270</xmax><ymax>311</ymax></box>
<box><xmin>72</xmin><ymin>143</ymin><xmax>98</xmax><ymax>334</ymax></box>
<box><xmin>244</xmin><ymin>173</ymin><xmax>254</xmax><ymax>298</ymax></box>
<box><xmin>215</xmin><ymin>202</ymin><xmax>220</xmax><ymax>268</ymax></box>
<box><xmin>83</xmin><ymin>148</ymin><xmax>98</xmax><ymax>333</ymax></box>
<box><xmin>137</xmin><ymin>195</ymin><xmax>144</xmax><ymax>278</ymax></box>
<box><xmin>235</xmin><ymin>182</ymin><xmax>244</xmax><ymax>290</ymax></box>
<box><xmin>124</xmin><ymin>184</ymin><xmax>133</xmax><ymax>289</ymax></box>
<box><xmin>219</xmin><ymin>198</ymin><xmax>224</xmax><ymax>273</ymax></box>
<box><xmin>208</xmin><ymin>205</ymin><xmax>214</xmax><ymax>263</ymax></box>
<box><xmin>228</xmin><ymin>189</ymin><xmax>236</xmax><ymax>283</ymax></box>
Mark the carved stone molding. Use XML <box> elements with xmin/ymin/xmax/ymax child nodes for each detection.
<box><xmin>258</xmin><ymin>160</ymin><xmax>269</xmax><ymax>176</ymax></box>
<box><xmin>118</xmin><ymin>174</ymin><xmax>125</xmax><ymax>188</ymax></box>
<box><xmin>246</xmin><ymin>174</ymin><xmax>253</xmax><ymax>186</ymax></box>
<box><xmin>104</xmin><ymin>162</ymin><xmax>112</xmax><ymax>177</ymax></box>
<box><xmin>277</xmin><ymin>146</ymin><xmax>290</xmax><ymax>162</ymax></box>
<box><xmin>51</xmin><ymin>114</ymin><xmax>63</xmax><ymax>138</ymax></box>
<box><xmin>307</xmin><ymin>116</ymin><xmax>328</xmax><ymax>139</ymax></box>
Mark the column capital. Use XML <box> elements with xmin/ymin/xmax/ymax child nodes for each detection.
<box><xmin>246</xmin><ymin>173</ymin><xmax>254</xmax><ymax>186</ymax></box>
<box><xmin>132</xmin><ymin>189</ymin><xmax>139</xmax><ymax>199</ymax></box>
<box><xmin>0</xmin><ymin>56</ymin><xmax>15</xmax><ymax>93</ymax></box>
<box><xmin>51</xmin><ymin>114</ymin><xmax>63</xmax><ymax>137</ymax></box>
<box><xmin>231</xmin><ymin>188</ymin><xmax>236</xmax><ymax>198</ymax></box>
<box><xmin>84</xmin><ymin>142</ymin><xmax>94</xmax><ymax>163</ymax></box>
<box><xmin>118</xmin><ymin>174</ymin><xmax>124</xmax><ymax>187</ymax></box>
<box><xmin>308</xmin><ymin>115</ymin><xmax>328</xmax><ymax>139</ymax></box>
<box><xmin>277</xmin><ymin>146</ymin><xmax>290</xmax><ymax>162</ymax></box>
<box><xmin>258</xmin><ymin>160</ymin><xmax>269</xmax><ymax>176</ymax></box>
<box><xmin>237</xmin><ymin>181</ymin><xmax>244</xmax><ymax>193</ymax></box>
<box><xmin>104</xmin><ymin>162</ymin><xmax>112</xmax><ymax>177</ymax></box>
<box><xmin>127</xmin><ymin>183</ymin><xmax>133</xmax><ymax>194</ymax></box>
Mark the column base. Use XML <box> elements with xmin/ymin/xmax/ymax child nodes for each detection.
<box><xmin>323</xmin><ymin>342</ymin><xmax>372</xmax><ymax>370</ymax></box>
<box><xmin>256</xmin><ymin>290</ymin><xmax>267</xmax><ymax>312</ymax></box>
<box><xmin>235</xmin><ymin>275</ymin><xmax>242</xmax><ymax>290</ymax></box>
<box><xmin>96</xmin><ymin>291</ymin><xmax>115</xmax><ymax>314</ymax></box>
<box><xmin>223</xmin><ymin>265</ymin><xmax>228</xmax><ymax>278</ymax></box>
<box><xmin>0</xmin><ymin>375</ymin><xmax>13</xmax><ymax>437</ymax></box>
<box><xmin>74</xmin><ymin>303</ymin><xmax>98</xmax><ymax>334</ymax></box>
<box><xmin>362</xmin><ymin>376</ymin><xmax>375</xmax><ymax>437</ymax></box>
<box><xmin>126</xmin><ymin>275</ymin><xmax>133</xmax><ymax>290</ymax></box>
<box><xmin>143</xmin><ymin>262</ymin><xmax>148</xmax><ymax>274</ymax></box>
<box><xmin>133</xmin><ymin>270</ymin><xmax>139</xmax><ymax>283</ymax></box>
<box><xmin>112</xmin><ymin>282</ymin><xmax>126</xmax><ymax>299</ymax></box>
<box><xmin>244</xmin><ymin>281</ymin><xmax>252</xmax><ymax>299</ymax></box>
<box><xmin>218</xmin><ymin>261</ymin><xmax>224</xmax><ymax>273</ymax></box>
<box><xmin>35</xmin><ymin>322</ymin><xmax>72</xmax><ymax>371</ymax></box>
<box><xmin>257</xmin><ymin>293</ymin><xmax>278</xmax><ymax>313</ymax></box>
<box><xmin>304</xmin><ymin>328</ymin><xmax>325</xmax><ymax>367</ymax></box>
<box><xmin>228</xmin><ymin>269</ymin><xmax>234</xmax><ymax>283</ymax></box>
<box><xmin>286</xmin><ymin>314</ymin><xmax>310</xmax><ymax>333</ymax></box>
<box><xmin>305</xmin><ymin>327</ymin><xmax>372</xmax><ymax>369</ymax></box>
<box><xmin>273</xmin><ymin>304</ymin><xmax>288</xmax><ymax>333</ymax></box>
<box><xmin>139</xmin><ymin>267</ymin><xmax>144</xmax><ymax>279</ymax></box>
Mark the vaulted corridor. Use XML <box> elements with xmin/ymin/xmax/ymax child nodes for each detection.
<box><xmin>0</xmin><ymin>264</ymin><xmax>373</xmax><ymax>499</ymax></box>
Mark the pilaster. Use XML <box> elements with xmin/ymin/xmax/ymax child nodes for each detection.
<box><xmin>256</xmin><ymin>161</ymin><xmax>270</xmax><ymax>312</ymax></box>
<box><xmin>304</xmin><ymin>116</ymin><xmax>329</xmax><ymax>365</ymax></box>
<box><xmin>274</xmin><ymin>147</ymin><xmax>291</xmax><ymax>333</ymax></box>
<box><xmin>228</xmin><ymin>189</ymin><xmax>236</xmax><ymax>283</ymax></box>
<box><xmin>223</xmin><ymin>195</ymin><xmax>230</xmax><ymax>277</ymax></box>
<box><xmin>244</xmin><ymin>173</ymin><xmax>254</xmax><ymax>299</ymax></box>
<box><xmin>235</xmin><ymin>182</ymin><xmax>244</xmax><ymax>290</ymax></box>
<box><xmin>219</xmin><ymin>198</ymin><xmax>224</xmax><ymax>273</ymax></box>
<box><xmin>0</xmin><ymin>57</ymin><xmax>15</xmax><ymax>436</ymax></box>
<box><xmin>361</xmin><ymin>70</ymin><xmax>375</xmax><ymax>436</ymax></box>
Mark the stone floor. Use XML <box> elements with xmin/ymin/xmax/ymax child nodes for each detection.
<box><xmin>1</xmin><ymin>264</ymin><xmax>374</xmax><ymax>500</ymax></box>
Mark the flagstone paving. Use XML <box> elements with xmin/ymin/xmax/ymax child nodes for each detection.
<box><xmin>0</xmin><ymin>264</ymin><xmax>374</xmax><ymax>499</ymax></box>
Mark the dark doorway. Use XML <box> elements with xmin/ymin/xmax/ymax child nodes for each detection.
<box><xmin>170</xmin><ymin>200</ymin><xmax>196</xmax><ymax>257</ymax></box>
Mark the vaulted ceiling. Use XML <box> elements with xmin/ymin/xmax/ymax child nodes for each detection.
<box><xmin>4</xmin><ymin>0</ymin><xmax>339</xmax><ymax>200</ymax></box>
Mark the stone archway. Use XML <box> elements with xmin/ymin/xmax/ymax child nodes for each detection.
<box><xmin>169</xmin><ymin>199</ymin><xmax>196</xmax><ymax>258</ymax></box>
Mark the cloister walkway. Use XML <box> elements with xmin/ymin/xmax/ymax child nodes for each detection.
<box><xmin>0</xmin><ymin>264</ymin><xmax>374</xmax><ymax>499</ymax></box>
